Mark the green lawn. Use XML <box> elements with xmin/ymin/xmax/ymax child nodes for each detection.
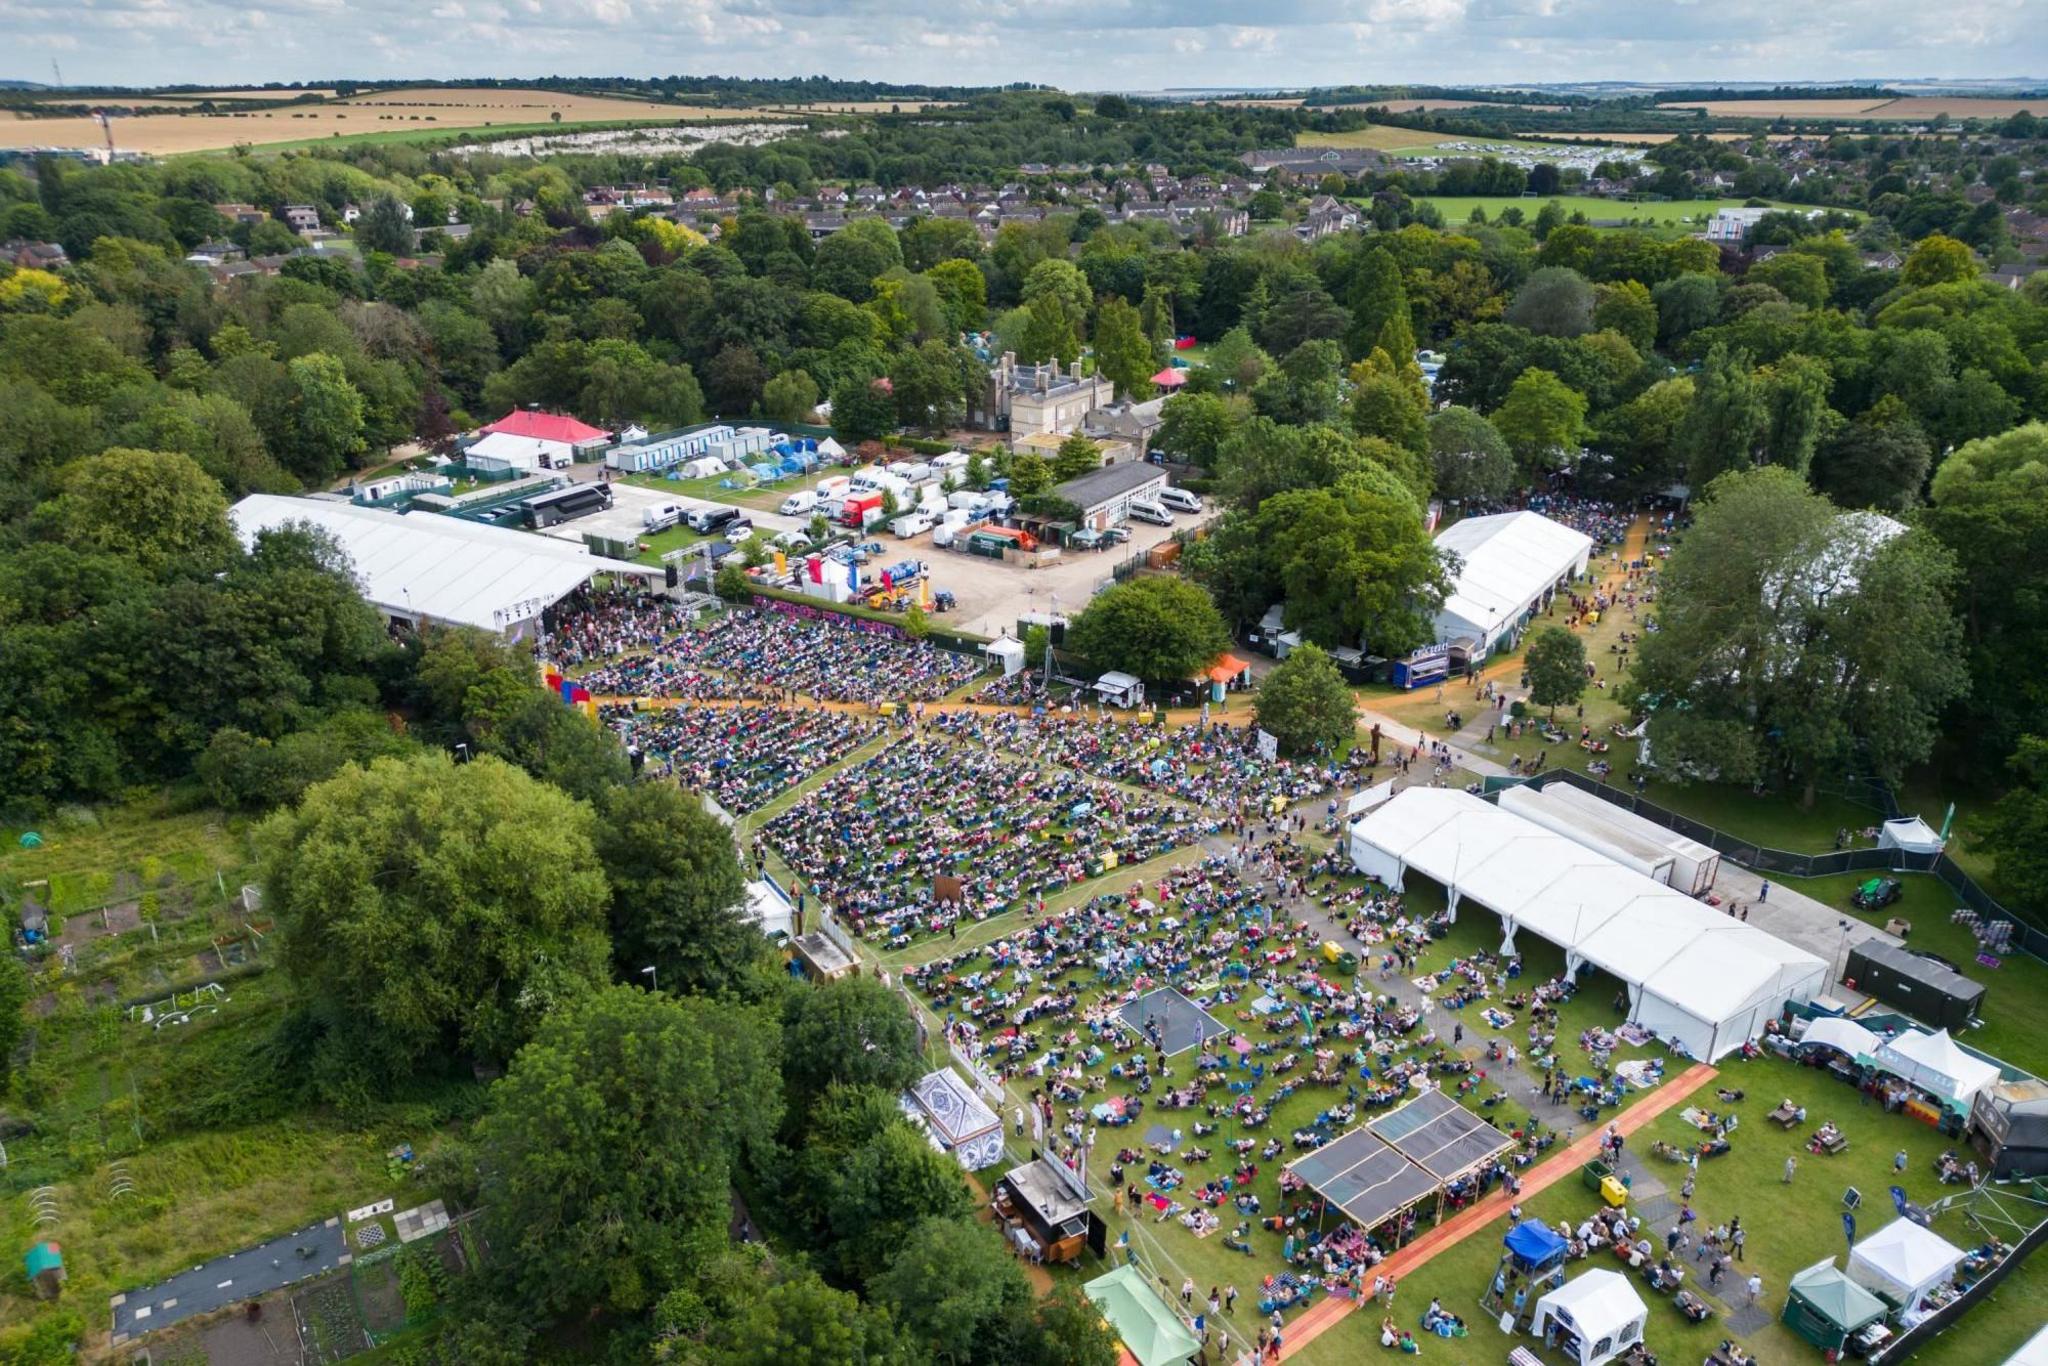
<box><xmin>1404</xmin><ymin>195</ymin><xmax>1855</xmax><ymax>231</ymax></box>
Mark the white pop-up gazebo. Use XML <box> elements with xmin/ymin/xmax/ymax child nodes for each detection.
<box><xmin>1847</xmin><ymin>1218</ymin><xmax>1966</xmax><ymax>1309</ymax></box>
<box><xmin>1529</xmin><ymin>1269</ymin><xmax>1648</xmax><ymax>1366</ymax></box>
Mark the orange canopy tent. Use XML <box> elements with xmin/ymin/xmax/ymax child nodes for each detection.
<box><xmin>1206</xmin><ymin>653</ymin><xmax>1251</xmax><ymax>685</ymax></box>
<box><xmin>1151</xmin><ymin>367</ymin><xmax>1188</xmax><ymax>389</ymax></box>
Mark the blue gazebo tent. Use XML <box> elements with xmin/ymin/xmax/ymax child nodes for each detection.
<box><xmin>1506</xmin><ymin>1218</ymin><xmax>1569</xmax><ymax>1274</ymax></box>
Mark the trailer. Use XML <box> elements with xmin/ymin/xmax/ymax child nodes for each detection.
<box><xmin>1540</xmin><ymin>782</ymin><xmax>1720</xmax><ymax>894</ymax></box>
<box><xmin>1498</xmin><ymin>784</ymin><xmax>1680</xmax><ymax>886</ymax></box>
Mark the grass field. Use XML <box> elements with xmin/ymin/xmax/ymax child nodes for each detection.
<box><xmin>1409</xmin><ymin>194</ymin><xmax>1800</xmax><ymax>228</ymax></box>
<box><xmin>1</xmin><ymin>85</ymin><xmax>767</xmax><ymax>154</ymax></box>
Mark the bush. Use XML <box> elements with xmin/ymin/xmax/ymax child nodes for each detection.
<box><xmin>1510</xmin><ymin>699</ymin><xmax>1528</xmax><ymax>718</ymax></box>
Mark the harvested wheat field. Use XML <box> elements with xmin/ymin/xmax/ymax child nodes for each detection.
<box><xmin>1871</xmin><ymin>96</ymin><xmax>2048</xmax><ymax>119</ymax></box>
<box><xmin>0</xmin><ymin>86</ymin><xmax>742</xmax><ymax>154</ymax></box>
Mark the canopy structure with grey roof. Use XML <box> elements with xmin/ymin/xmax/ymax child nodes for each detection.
<box><xmin>230</xmin><ymin>494</ymin><xmax>656</xmax><ymax>638</ymax></box>
<box><xmin>1368</xmin><ymin>1086</ymin><xmax>1514</xmax><ymax>1181</ymax></box>
<box><xmin>1287</xmin><ymin>1088</ymin><xmax>1509</xmax><ymax>1232</ymax></box>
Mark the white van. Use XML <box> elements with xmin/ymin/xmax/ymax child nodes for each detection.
<box><xmin>779</xmin><ymin>490</ymin><xmax>819</xmax><ymax>516</ymax></box>
<box><xmin>890</xmin><ymin>511</ymin><xmax>936</xmax><ymax>538</ymax></box>
<box><xmin>1158</xmin><ymin>487</ymin><xmax>1204</xmax><ymax>515</ymax></box>
<box><xmin>1127</xmin><ymin>501</ymin><xmax>1173</xmax><ymax>527</ymax></box>
<box><xmin>816</xmin><ymin>475</ymin><xmax>852</xmax><ymax>499</ymax></box>
<box><xmin>931</xmin><ymin>451</ymin><xmax>970</xmax><ymax>473</ymax></box>
<box><xmin>642</xmin><ymin>503</ymin><xmax>685</xmax><ymax>532</ymax></box>
<box><xmin>948</xmin><ymin>490</ymin><xmax>987</xmax><ymax>511</ymax></box>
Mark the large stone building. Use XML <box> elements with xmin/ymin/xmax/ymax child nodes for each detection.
<box><xmin>974</xmin><ymin>353</ymin><xmax>1116</xmax><ymax>445</ymax></box>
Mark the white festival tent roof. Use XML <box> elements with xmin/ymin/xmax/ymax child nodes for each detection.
<box><xmin>1847</xmin><ymin>1217</ymin><xmax>1966</xmax><ymax>1307</ymax></box>
<box><xmin>1432</xmin><ymin>511</ymin><xmax>1595</xmax><ymax>646</ymax></box>
<box><xmin>1529</xmin><ymin>1269</ymin><xmax>1649</xmax><ymax>1366</ymax></box>
<box><xmin>1349</xmin><ymin>789</ymin><xmax>1826</xmax><ymax>1061</ymax></box>
<box><xmin>1872</xmin><ymin>1029</ymin><xmax>2001</xmax><ymax>1110</ymax></box>
<box><xmin>230</xmin><ymin>494</ymin><xmax>656</xmax><ymax>636</ymax></box>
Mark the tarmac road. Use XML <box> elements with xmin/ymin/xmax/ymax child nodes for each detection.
<box><xmin>110</xmin><ymin>1216</ymin><xmax>348</xmax><ymax>1343</ymax></box>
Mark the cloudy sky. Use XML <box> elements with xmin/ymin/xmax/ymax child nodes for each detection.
<box><xmin>18</xmin><ymin>0</ymin><xmax>2047</xmax><ymax>90</ymax></box>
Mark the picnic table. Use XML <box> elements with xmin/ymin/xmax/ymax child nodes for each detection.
<box><xmin>1767</xmin><ymin>1101</ymin><xmax>1801</xmax><ymax>1128</ymax></box>
<box><xmin>1809</xmin><ymin>1123</ymin><xmax>1850</xmax><ymax>1155</ymax></box>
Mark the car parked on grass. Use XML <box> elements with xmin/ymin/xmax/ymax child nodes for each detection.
<box><xmin>1852</xmin><ymin>877</ymin><xmax>1904</xmax><ymax>911</ymax></box>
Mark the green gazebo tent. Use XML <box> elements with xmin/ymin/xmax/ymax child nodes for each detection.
<box><xmin>1783</xmin><ymin>1258</ymin><xmax>1887</xmax><ymax>1353</ymax></box>
<box><xmin>1084</xmin><ymin>1264</ymin><xmax>1201</xmax><ymax>1366</ymax></box>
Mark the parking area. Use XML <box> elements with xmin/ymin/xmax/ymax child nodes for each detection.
<box><xmin>908</xmin><ymin>514</ymin><xmax>1208</xmax><ymax>638</ymax></box>
<box><xmin>530</xmin><ymin>479</ymin><xmax>810</xmax><ymax>553</ymax></box>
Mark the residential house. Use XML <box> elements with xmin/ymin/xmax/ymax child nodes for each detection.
<box><xmin>1296</xmin><ymin>195</ymin><xmax>1361</xmax><ymax>242</ymax></box>
<box><xmin>280</xmin><ymin>204</ymin><xmax>322</xmax><ymax>234</ymax></box>
<box><xmin>1083</xmin><ymin>398</ymin><xmax>1167</xmax><ymax>456</ymax></box>
<box><xmin>1</xmin><ymin>239</ymin><xmax>68</xmax><ymax>270</ymax></box>
<box><xmin>213</xmin><ymin>202</ymin><xmax>267</xmax><ymax>226</ymax></box>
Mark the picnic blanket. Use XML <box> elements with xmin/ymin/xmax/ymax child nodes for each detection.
<box><xmin>1250</xmin><ymin>996</ymin><xmax>1283</xmax><ymax>1015</ymax></box>
<box><xmin>1482</xmin><ymin>1007</ymin><xmax>1516</xmax><ymax>1030</ymax></box>
<box><xmin>1617</xmin><ymin>1022</ymin><xmax>1654</xmax><ymax>1047</ymax></box>
<box><xmin>1145</xmin><ymin>1193</ymin><xmax>1174</xmax><ymax>1213</ymax></box>
<box><xmin>1615</xmin><ymin>1059</ymin><xmax>1663</xmax><ymax>1090</ymax></box>
<box><xmin>1091</xmin><ymin>1096</ymin><xmax>1133</xmax><ymax>1121</ymax></box>
<box><xmin>1411</xmin><ymin>976</ymin><xmax>1441</xmax><ymax>995</ymax></box>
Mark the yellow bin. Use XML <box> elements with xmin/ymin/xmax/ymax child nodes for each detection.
<box><xmin>1599</xmin><ymin>1175</ymin><xmax>1628</xmax><ymax>1208</ymax></box>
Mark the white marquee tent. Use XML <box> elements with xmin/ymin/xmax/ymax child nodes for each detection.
<box><xmin>230</xmin><ymin>495</ymin><xmax>656</xmax><ymax>638</ymax></box>
<box><xmin>1430</xmin><ymin>511</ymin><xmax>1594</xmax><ymax>655</ymax></box>
<box><xmin>1529</xmin><ymin>1269</ymin><xmax>1648</xmax><ymax>1366</ymax></box>
<box><xmin>1871</xmin><ymin>1029</ymin><xmax>2001</xmax><ymax>1112</ymax></box>
<box><xmin>1847</xmin><ymin>1218</ymin><xmax>1965</xmax><ymax>1308</ymax></box>
<box><xmin>1350</xmin><ymin>789</ymin><xmax>1827</xmax><ymax>1061</ymax></box>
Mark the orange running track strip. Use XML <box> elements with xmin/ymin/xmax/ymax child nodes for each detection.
<box><xmin>1278</xmin><ymin>1061</ymin><xmax>1720</xmax><ymax>1359</ymax></box>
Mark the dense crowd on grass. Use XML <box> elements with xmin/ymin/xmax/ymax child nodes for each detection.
<box><xmin>605</xmin><ymin>703</ymin><xmax>887</xmax><ymax>814</ymax></box>
<box><xmin>764</xmin><ymin>732</ymin><xmax>1215</xmax><ymax>941</ymax></box>
<box><xmin>897</xmin><ymin>832</ymin><xmax>1656</xmax><ymax>1345</ymax></box>
<box><xmin>571</xmin><ymin>606</ymin><xmax>984</xmax><ymax>703</ymax></box>
<box><xmin>930</xmin><ymin>711</ymin><xmax>1347</xmax><ymax>820</ymax></box>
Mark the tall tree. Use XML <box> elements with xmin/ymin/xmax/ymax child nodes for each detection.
<box><xmin>258</xmin><ymin>752</ymin><xmax>613</xmax><ymax>1099</ymax></box>
<box><xmin>1923</xmin><ymin>422</ymin><xmax>2048</xmax><ymax>764</ymax></box>
<box><xmin>35</xmin><ymin>446</ymin><xmax>236</xmax><ymax>576</ymax></box>
<box><xmin>1491</xmin><ymin>368</ymin><xmax>1588</xmax><ymax>477</ymax></box>
<box><xmin>781</xmin><ymin>975</ymin><xmax>923</xmax><ymax>1113</ymax></box>
<box><xmin>1092</xmin><ymin>295</ymin><xmax>1155</xmax><ymax>400</ymax></box>
<box><xmin>1757</xmin><ymin>354</ymin><xmax>1836</xmax><ymax>477</ymax></box>
<box><xmin>593</xmin><ymin>782</ymin><xmax>759</xmax><ymax>995</ymax></box>
<box><xmin>1679</xmin><ymin>344</ymin><xmax>1766</xmax><ymax>488</ymax></box>
<box><xmin>1427</xmin><ymin>406</ymin><xmax>1516</xmax><ymax>504</ymax></box>
<box><xmin>1504</xmin><ymin>266</ymin><xmax>1597</xmax><ymax>337</ymax></box>
<box><xmin>1254</xmin><ymin>643</ymin><xmax>1357</xmax><ymax>756</ymax></box>
<box><xmin>477</xmin><ymin>987</ymin><xmax>781</xmax><ymax>1315</ymax></box>
<box><xmin>1066</xmin><ymin>577</ymin><xmax>1230</xmax><ymax>685</ymax></box>
<box><xmin>1812</xmin><ymin>396</ymin><xmax>1930</xmax><ymax>513</ymax></box>
<box><xmin>1524</xmin><ymin>626</ymin><xmax>1588</xmax><ymax>719</ymax></box>
<box><xmin>1628</xmin><ymin>468</ymin><xmax>1968</xmax><ymax>803</ymax></box>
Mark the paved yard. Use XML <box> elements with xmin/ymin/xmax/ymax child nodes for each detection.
<box><xmin>110</xmin><ymin>1216</ymin><xmax>348</xmax><ymax>1343</ymax></box>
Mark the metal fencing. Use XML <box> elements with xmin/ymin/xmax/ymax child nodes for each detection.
<box><xmin>1506</xmin><ymin>769</ymin><xmax>2048</xmax><ymax>962</ymax></box>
